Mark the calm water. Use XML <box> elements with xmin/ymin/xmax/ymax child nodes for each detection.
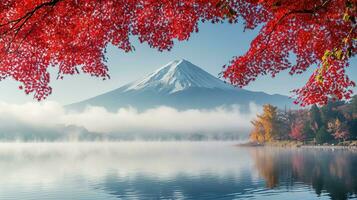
<box><xmin>0</xmin><ymin>142</ymin><xmax>356</xmax><ymax>200</ymax></box>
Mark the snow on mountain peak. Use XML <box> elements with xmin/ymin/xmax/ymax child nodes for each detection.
<box><xmin>124</xmin><ymin>59</ymin><xmax>233</xmax><ymax>93</ymax></box>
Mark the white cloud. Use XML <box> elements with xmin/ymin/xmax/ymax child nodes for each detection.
<box><xmin>0</xmin><ymin>101</ymin><xmax>259</xmax><ymax>137</ymax></box>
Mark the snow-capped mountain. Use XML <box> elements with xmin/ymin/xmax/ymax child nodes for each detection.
<box><xmin>123</xmin><ymin>59</ymin><xmax>233</xmax><ymax>93</ymax></box>
<box><xmin>67</xmin><ymin>59</ymin><xmax>295</xmax><ymax>111</ymax></box>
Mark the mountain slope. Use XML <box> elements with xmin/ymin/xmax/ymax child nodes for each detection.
<box><xmin>67</xmin><ymin>59</ymin><xmax>295</xmax><ymax>111</ymax></box>
<box><xmin>123</xmin><ymin>59</ymin><xmax>233</xmax><ymax>93</ymax></box>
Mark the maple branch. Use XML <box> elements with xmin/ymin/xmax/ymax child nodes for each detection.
<box><xmin>0</xmin><ymin>0</ymin><xmax>61</xmax><ymax>38</ymax></box>
<box><xmin>0</xmin><ymin>0</ymin><xmax>61</xmax><ymax>27</ymax></box>
<box><xmin>0</xmin><ymin>0</ymin><xmax>61</xmax><ymax>53</ymax></box>
<box><xmin>9</xmin><ymin>8</ymin><xmax>56</xmax><ymax>54</ymax></box>
<box><xmin>257</xmin><ymin>0</ymin><xmax>333</xmax><ymax>57</ymax></box>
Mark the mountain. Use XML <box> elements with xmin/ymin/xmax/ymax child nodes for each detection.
<box><xmin>123</xmin><ymin>59</ymin><xmax>233</xmax><ymax>93</ymax></box>
<box><xmin>67</xmin><ymin>59</ymin><xmax>295</xmax><ymax>111</ymax></box>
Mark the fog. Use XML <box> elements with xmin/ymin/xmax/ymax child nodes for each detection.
<box><xmin>0</xmin><ymin>142</ymin><xmax>251</xmax><ymax>185</ymax></box>
<box><xmin>0</xmin><ymin>142</ymin><xmax>259</xmax><ymax>200</ymax></box>
<box><xmin>0</xmin><ymin>101</ymin><xmax>260</xmax><ymax>141</ymax></box>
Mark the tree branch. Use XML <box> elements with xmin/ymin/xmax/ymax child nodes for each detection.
<box><xmin>257</xmin><ymin>0</ymin><xmax>333</xmax><ymax>56</ymax></box>
<box><xmin>0</xmin><ymin>0</ymin><xmax>61</xmax><ymax>37</ymax></box>
<box><xmin>0</xmin><ymin>0</ymin><xmax>61</xmax><ymax>53</ymax></box>
<box><xmin>0</xmin><ymin>0</ymin><xmax>61</xmax><ymax>27</ymax></box>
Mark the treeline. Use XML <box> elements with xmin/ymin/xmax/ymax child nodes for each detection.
<box><xmin>250</xmin><ymin>95</ymin><xmax>357</xmax><ymax>144</ymax></box>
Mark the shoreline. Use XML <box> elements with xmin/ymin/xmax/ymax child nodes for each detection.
<box><xmin>238</xmin><ymin>140</ymin><xmax>357</xmax><ymax>150</ymax></box>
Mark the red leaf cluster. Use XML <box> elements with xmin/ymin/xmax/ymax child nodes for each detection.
<box><xmin>0</xmin><ymin>0</ymin><xmax>355</xmax><ymax>104</ymax></box>
<box><xmin>290</xmin><ymin>119</ymin><xmax>306</xmax><ymax>141</ymax></box>
<box><xmin>223</xmin><ymin>0</ymin><xmax>356</xmax><ymax>106</ymax></box>
<box><xmin>0</xmin><ymin>0</ymin><xmax>230</xmax><ymax>100</ymax></box>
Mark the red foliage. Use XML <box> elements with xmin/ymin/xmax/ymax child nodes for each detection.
<box><xmin>0</xmin><ymin>0</ymin><xmax>232</xmax><ymax>100</ymax></box>
<box><xmin>333</xmin><ymin>129</ymin><xmax>350</xmax><ymax>141</ymax></box>
<box><xmin>223</xmin><ymin>0</ymin><xmax>356</xmax><ymax>106</ymax></box>
<box><xmin>0</xmin><ymin>0</ymin><xmax>355</xmax><ymax>103</ymax></box>
<box><xmin>328</xmin><ymin>119</ymin><xmax>350</xmax><ymax>140</ymax></box>
<box><xmin>289</xmin><ymin>120</ymin><xmax>306</xmax><ymax>141</ymax></box>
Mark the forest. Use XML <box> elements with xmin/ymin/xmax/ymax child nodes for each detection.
<box><xmin>250</xmin><ymin>95</ymin><xmax>357</xmax><ymax>145</ymax></box>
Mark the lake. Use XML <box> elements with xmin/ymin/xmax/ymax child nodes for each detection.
<box><xmin>0</xmin><ymin>142</ymin><xmax>356</xmax><ymax>200</ymax></box>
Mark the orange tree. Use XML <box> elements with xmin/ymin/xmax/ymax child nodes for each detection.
<box><xmin>0</xmin><ymin>0</ymin><xmax>355</xmax><ymax>104</ymax></box>
<box><xmin>250</xmin><ymin>104</ymin><xmax>281</xmax><ymax>143</ymax></box>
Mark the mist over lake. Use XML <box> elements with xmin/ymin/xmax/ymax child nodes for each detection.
<box><xmin>0</xmin><ymin>142</ymin><xmax>356</xmax><ymax>200</ymax></box>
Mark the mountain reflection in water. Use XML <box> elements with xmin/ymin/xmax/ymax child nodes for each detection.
<box><xmin>0</xmin><ymin>142</ymin><xmax>355</xmax><ymax>200</ymax></box>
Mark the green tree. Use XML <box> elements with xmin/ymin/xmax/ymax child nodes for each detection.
<box><xmin>348</xmin><ymin>119</ymin><xmax>357</xmax><ymax>140</ymax></box>
<box><xmin>352</xmin><ymin>95</ymin><xmax>357</xmax><ymax>115</ymax></box>
<box><xmin>316</xmin><ymin>127</ymin><xmax>333</xmax><ymax>144</ymax></box>
<box><xmin>321</xmin><ymin>100</ymin><xmax>345</xmax><ymax>124</ymax></box>
<box><xmin>276</xmin><ymin>110</ymin><xmax>291</xmax><ymax>140</ymax></box>
<box><xmin>302</xmin><ymin>121</ymin><xmax>315</xmax><ymax>141</ymax></box>
<box><xmin>310</xmin><ymin>105</ymin><xmax>321</xmax><ymax>133</ymax></box>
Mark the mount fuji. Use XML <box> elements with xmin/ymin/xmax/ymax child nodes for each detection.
<box><xmin>67</xmin><ymin>59</ymin><xmax>295</xmax><ymax>111</ymax></box>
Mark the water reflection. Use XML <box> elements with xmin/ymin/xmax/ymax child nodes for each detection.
<box><xmin>250</xmin><ymin>148</ymin><xmax>357</xmax><ymax>200</ymax></box>
<box><xmin>100</xmin><ymin>171</ymin><xmax>261</xmax><ymax>199</ymax></box>
<box><xmin>0</xmin><ymin>142</ymin><xmax>356</xmax><ymax>200</ymax></box>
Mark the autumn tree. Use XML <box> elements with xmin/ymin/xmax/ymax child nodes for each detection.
<box><xmin>328</xmin><ymin>118</ymin><xmax>350</xmax><ymax>141</ymax></box>
<box><xmin>0</xmin><ymin>0</ymin><xmax>355</xmax><ymax>104</ymax></box>
<box><xmin>250</xmin><ymin>120</ymin><xmax>265</xmax><ymax>143</ymax></box>
<box><xmin>288</xmin><ymin>109</ymin><xmax>314</xmax><ymax>141</ymax></box>
<box><xmin>290</xmin><ymin>119</ymin><xmax>306</xmax><ymax>141</ymax></box>
<box><xmin>251</xmin><ymin>100</ymin><xmax>355</xmax><ymax>144</ymax></box>
<box><xmin>250</xmin><ymin>104</ymin><xmax>281</xmax><ymax>143</ymax></box>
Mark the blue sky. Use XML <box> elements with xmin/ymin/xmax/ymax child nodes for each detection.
<box><xmin>0</xmin><ymin>22</ymin><xmax>356</xmax><ymax>105</ymax></box>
